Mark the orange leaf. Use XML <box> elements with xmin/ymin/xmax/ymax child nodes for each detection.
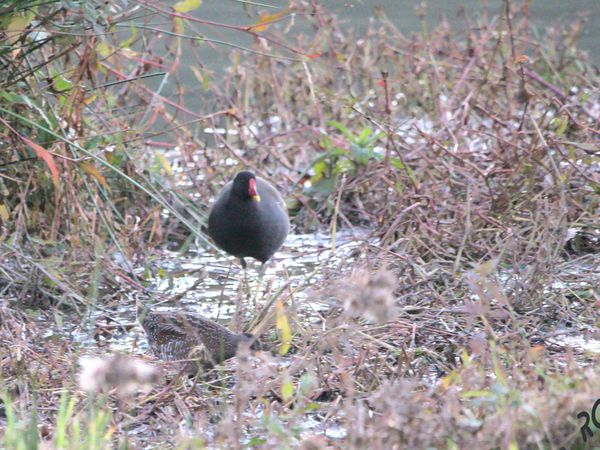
<box><xmin>226</xmin><ymin>107</ymin><xmax>240</xmax><ymax>119</ymax></box>
<box><xmin>0</xmin><ymin>204</ymin><xmax>10</xmax><ymax>222</ymax></box>
<box><xmin>80</xmin><ymin>162</ymin><xmax>110</xmax><ymax>191</ymax></box>
<box><xmin>0</xmin><ymin>117</ymin><xmax>60</xmax><ymax>188</ymax></box>
<box><xmin>275</xmin><ymin>300</ymin><xmax>292</xmax><ymax>356</ymax></box>
<box><xmin>84</xmin><ymin>94</ymin><xmax>97</xmax><ymax>105</ymax></box>
<box><xmin>20</xmin><ymin>136</ymin><xmax>60</xmax><ymax>188</ymax></box>
<box><xmin>247</xmin><ymin>9</ymin><xmax>290</xmax><ymax>32</ymax></box>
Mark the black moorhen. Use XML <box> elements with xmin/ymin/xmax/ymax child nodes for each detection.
<box><xmin>137</xmin><ymin>300</ymin><xmax>263</xmax><ymax>372</ymax></box>
<box><xmin>207</xmin><ymin>171</ymin><xmax>289</xmax><ymax>268</ymax></box>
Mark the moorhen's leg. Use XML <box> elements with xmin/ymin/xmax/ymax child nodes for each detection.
<box><xmin>239</xmin><ymin>258</ymin><xmax>252</xmax><ymax>302</ymax></box>
<box><xmin>241</xmin><ymin>259</ymin><xmax>252</xmax><ymax>303</ymax></box>
<box><xmin>258</xmin><ymin>262</ymin><xmax>267</xmax><ymax>279</ymax></box>
<box><xmin>250</xmin><ymin>262</ymin><xmax>267</xmax><ymax>306</ymax></box>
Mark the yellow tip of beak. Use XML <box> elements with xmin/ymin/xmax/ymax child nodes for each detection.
<box><xmin>252</xmin><ymin>194</ymin><xmax>261</xmax><ymax>202</ymax></box>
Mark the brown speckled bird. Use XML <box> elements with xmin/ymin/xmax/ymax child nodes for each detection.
<box><xmin>137</xmin><ymin>298</ymin><xmax>262</xmax><ymax>372</ymax></box>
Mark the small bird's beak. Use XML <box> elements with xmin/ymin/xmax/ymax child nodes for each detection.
<box><xmin>249</xmin><ymin>179</ymin><xmax>261</xmax><ymax>202</ymax></box>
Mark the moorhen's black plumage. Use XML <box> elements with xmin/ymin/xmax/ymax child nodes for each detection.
<box><xmin>207</xmin><ymin>171</ymin><xmax>289</xmax><ymax>268</ymax></box>
<box><xmin>137</xmin><ymin>301</ymin><xmax>262</xmax><ymax>372</ymax></box>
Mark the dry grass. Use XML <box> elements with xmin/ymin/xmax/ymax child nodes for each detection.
<box><xmin>0</xmin><ymin>0</ymin><xmax>599</xmax><ymax>448</ymax></box>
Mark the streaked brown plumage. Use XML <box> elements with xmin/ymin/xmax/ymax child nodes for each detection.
<box><xmin>137</xmin><ymin>300</ymin><xmax>262</xmax><ymax>372</ymax></box>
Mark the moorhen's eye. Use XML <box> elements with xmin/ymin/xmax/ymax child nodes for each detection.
<box><xmin>207</xmin><ymin>171</ymin><xmax>289</xmax><ymax>269</ymax></box>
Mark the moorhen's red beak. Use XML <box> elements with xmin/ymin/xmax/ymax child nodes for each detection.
<box><xmin>248</xmin><ymin>179</ymin><xmax>261</xmax><ymax>202</ymax></box>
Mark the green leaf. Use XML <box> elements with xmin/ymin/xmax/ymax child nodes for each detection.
<box><xmin>121</xmin><ymin>22</ymin><xmax>138</xmax><ymax>48</ymax></box>
<box><xmin>462</xmin><ymin>390</ymin><xmax>493</xmax><ymax>398</ymax></box>
<box><xmin>96</xmin><ymin>41</ymin><xmax>113</xmax><ymax>58</ymax></box>
<box><xmin>391</xmin><ymin>157</ymin><xmax>405</xmax><ymax>169</ymax></box>
<box><xmin>5</xmin><ymin>11</ymin><xmax>35</xmax><ymax>45</ymax></box>
<box><xmin>327</xmin><ymin>120</ymin><xmax>355</xmax><ymax>142</ymax></box>
<box><xmin>299</xmin><ymin>373</ymin><xmax>315</xmax><ymax>396</ymax></box>
<box><xmin>555</xmin><ymin>116</ymin><xmax>569</xmax><ymax>137</ymax></box>
<box><xmin>275</xmin><ymin>300</ymin><xmax>292</xmax><ymax>356</ymax></box>
<box><xmin>309</xmin><ymin>177</ymin><xmax>336</xmax><ymax>197</ymax></box>
<box><xmin>405</xmin><ymin>164</ymin><xmax>417</xmax><ymax>187</ymax></box>
<box><xmin>311</xmin><ymin>159</ymin><xmax>328</xmax><ymax>180</ymax></box>
<box><xmin>319</xmin><ymin>135</ymin><xmax>333</xmax><ymax>150</ymax></box>
<box><xmin>326</xmin><ymin>147</ymin><xmax>347</xmax><ymax>158</ymax></box>
<box><xmin>55</xmin><ymin>392</ymin><xmax>77</xmax><ymax>449</ymax></box>
<box><xmin>0</xmin><ymin>203</ymin><xmax>10</xmax><ymax>223</ymax></box>
<box><xmin>84</xmin><ymin>136</ymin><xmax>101</xmax><ymax>150</ymax></box>
<box><xmin>155</xmin><ymin>153</ymin><xmax>174</xmax><ymax>176</ymax></box>
<box><xmin>333</xmin><ymin>158</ymin><xmax>355</xmax><ymax>175</ymax></box>
<box><xmin>0</xmin><ymin>91</ymin><xmax>27</xmax><ymax>104</ymax></box>
<box><xmin>53</xmin><ymin>75</ymin><xmax>72</xmax><ymax>92</ymax></box>
<box><xmin>356</xmin><ymin>127</ymin><xmax>373</xmax><ymax>147</ymax></box>
<box><xmin>191</xmin><ymin>66</ymin><xmax>210</xmax><ymax>91</ymax></box>
<box><xmin>349</xmin><ymin>143</ymin><xmax>373</xmax><ymax>165</ymax></box>
<box><xmin>365</xmin><ymin>131</ymin><xmax>385</xmax><ymax>147</ymax></box>
<box><xmin>281</xmin><ymin>379</ymin><xmax>294</xmax><ymax>401</ymax></box>
<box><xmin>265</xmin><ymin>414</ymin><xmax>286</xmax><ymax>436</ymax></box>
<box><xmin>174</xmin><ymin>0</ymin><xmax>202</xmax><ymax>13</ymax></box>
<box><xmin>247</xmin><ymin>437</ymin><xmax>267</xmax><ymax>446</ymax></box>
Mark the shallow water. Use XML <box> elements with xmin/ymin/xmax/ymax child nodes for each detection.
<box><xmin>40</xmin><ymin>229</ymin><xmax>374</xmax><ymax>357</ymax></box>
<box><xmin>39</xmin><ymin>225</ymin><xmax>599</xmax><ymax>361</ymax></box>
<box><xmin>554</xmin><ymin>334</ymin><xmax>600</xmax><ymax>354</ymax></box>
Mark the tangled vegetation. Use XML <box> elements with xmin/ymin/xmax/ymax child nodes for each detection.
<box><xmin>0</xmin><ymin>0</ymin><xmax>599</xmax><ymax>448</ymax></box>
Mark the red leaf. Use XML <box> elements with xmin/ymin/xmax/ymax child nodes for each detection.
<box><xmin>22</xmin><ymin>137</ymin><xmax>60</xmax><ymax>188</ymax></box>
<box><xmin>0</xmin><ymin>118</ymin><xmax>60</xmax><ymax>188</ymax></box>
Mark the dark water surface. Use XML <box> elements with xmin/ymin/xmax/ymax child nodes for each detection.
<box><xmin>133</xmin><ymin>0</ymin><xmax>598</xmax><ymax>135</ymax></box>
<box><xmin>192</xmin><ymin>0</ymin><xmax>599</xmax><ymax>65</ymax></box>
